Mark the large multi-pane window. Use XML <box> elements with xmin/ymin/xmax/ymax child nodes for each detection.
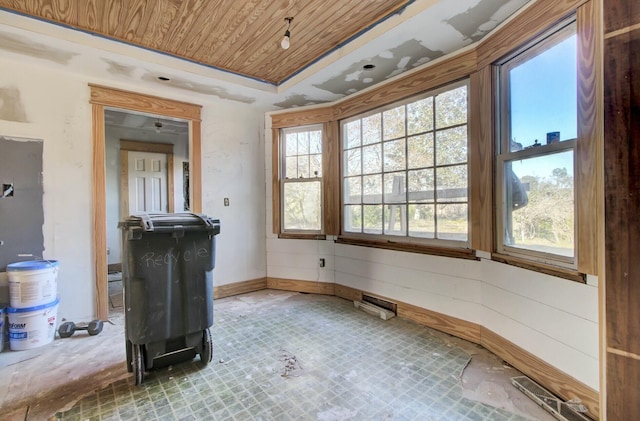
<box><xmin>497</xmin><ymin>19</ymin><xmax>577</xmax><ymax>266</ymax></box>
<box><xmin>280</xmin><ymin>125</ymin><xmax>323</xmax><ymax>232</ymax></box>
<box><xmin>341</xmin><ymin>81</ymin><xmax>469</xmax><ymax>245</ymax></box>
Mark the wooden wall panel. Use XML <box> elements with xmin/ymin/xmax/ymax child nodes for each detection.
<box><xmin>469</xmin><ymin>68</ymin><xmax>494</xmax><ymax>252</ymax></box>
<box><xmin>333</xmin><ymin>49</ymin><xmax>477</xmax><ymax>121</ymax></box>
<box><xmin>603</xmin><ymin>29</ymin><xmax>640</xmax><ymax>356</ymax></box>
<box><xmin>606</xmin><ymin>353</ymin><xmax>640</xmax><ymax>420</ymax></box>
<box><xmin>576</xmin><ymin>1</ymin><xmax>602</xmax><ymax>276</ymax></box>
<box><xmin>603</xmin><ymin>0</ymin><xmax>640</xmax><ymax>33</ymax></box>
<box><xmin>603</xmin><ymin>0</ymin><xmax>640</xmax><ymax>413</ymax></box>
<box><xmin>323</xmin><ymin>121</ymin><xmax>340</xmax><ymax>235</ymax></box>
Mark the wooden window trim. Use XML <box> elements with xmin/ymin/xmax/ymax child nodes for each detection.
<box><xmin>336</xmin><ymin>236</ymin><xmax>477</xmax><ymax>260</ymax></box>
<box><xmin>268</xmin><ymin>0</ymin><xmax>600</xmax><ymax>279</ymax></box>
<box><xmin>90</xmin><ymin>84</ymin><xmax>201</xmax><ymax>321</ymax></box>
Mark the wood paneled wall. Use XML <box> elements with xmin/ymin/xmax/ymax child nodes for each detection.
<box><xmin>603</xmin><ymin>0</ymin><xmax>640</xmax><ymax>417</ymax></box>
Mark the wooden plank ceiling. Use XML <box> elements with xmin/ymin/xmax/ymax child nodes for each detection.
<box><xmin>0</xmin><ymin>0</ymin><xmax>411</xmax><ymax>85</ymax></box>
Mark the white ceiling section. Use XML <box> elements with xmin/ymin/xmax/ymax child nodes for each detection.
<box><xmin>0</xmin><ymin>0</ymin><xmax>531</xmax><ymax>111</ymax></box>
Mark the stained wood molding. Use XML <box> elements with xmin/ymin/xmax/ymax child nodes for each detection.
<box><xmin>481</xmin><ymin>327</ymin><xmax>599</xmax><ymax>418</ymax></box>
<box><xmin>266</xmin><ymin>277</ymin><xmax>336</xmax><ymax>295</ymax></box>
<box><xmin>214</xmin><ymin>278</ymin><xmax>267</xmax><ymax>299</ymax></box>
<box><xmin>271</xmin><ymin>128</ymin><xmax>281</xmax><ymax>234</ymax></box>
<box><xmin>90</xmin><ymin>84</ymin><xmax>202</xmax><ymax>320</ymax></box>
<box><xmin>323</xmin><ymin>121</ymin><xmax>340</xmax><ymax>236</ymax></box>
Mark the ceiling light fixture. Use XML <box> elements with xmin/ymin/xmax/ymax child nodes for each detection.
<box><xmin>154</xmin><ymin>118</ymin><xmax>163</xmax><ymax>133</ymax></box>
<box><xmin>281</xmin><ymin>17</ymin><xmax>293</xmax><ymax>50</ymax></box>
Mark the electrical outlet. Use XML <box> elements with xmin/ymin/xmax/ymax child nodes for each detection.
<box><xmin>224</xmin><ymin>198</ymin><xmax>230</xmax><ymax>206</ymax></box>
<box><xmin>319</xmin><ymin>258</ymin><xmax>325</xmax><ymax>268</ymax></box>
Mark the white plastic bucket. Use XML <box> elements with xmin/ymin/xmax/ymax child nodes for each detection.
<box><xmin>8</xmin><ymin>298</ymin><xmax>59</xmax><ymax>351</ymax></box>
<box><xmin>7</xmin><ymin>260</ymin><xmax>59</xmax><ymax>308</ymax></box>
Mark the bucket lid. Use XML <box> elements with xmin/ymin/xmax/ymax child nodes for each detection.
<box><xmin>7</xmin><ymin>260</ymin><xmax>59</xmax><ymax>271</ymax></box>
<box><xmin>8</xmin><ymin>297</ymin><xmax>59</xmax><ymax>313</ymax></box>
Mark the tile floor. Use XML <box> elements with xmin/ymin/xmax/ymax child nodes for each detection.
<box><xmin>44</xmin><ymin>290</ymin><xmax>554</xmax><ymax>421</ymax></box>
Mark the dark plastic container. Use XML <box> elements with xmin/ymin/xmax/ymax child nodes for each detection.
<box><xmin>119</xmin><ymin>213</ymin><xmax>220</xmax><ymax>384</ymax></box>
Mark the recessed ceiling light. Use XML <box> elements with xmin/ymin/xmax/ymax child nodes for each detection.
<box><xmin>158</xmin><ymin>76</ymin><xmax>171</xmax><ymax>81</ymax></box>
<box><xmin>363</xmin><ymin>64</ymin><xmax>376</xmax><ymax>71</ymax></box>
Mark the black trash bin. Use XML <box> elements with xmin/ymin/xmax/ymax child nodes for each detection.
<box><xmin>119</xmin><ymin>213</ymin><xmax>220</xmax><ymax>385</ymax></box>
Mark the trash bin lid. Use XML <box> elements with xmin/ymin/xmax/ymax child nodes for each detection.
<box><xmin>119</xmin><ymin>213</ymin><xmax>220</xmax><ymax>234</ymax></box>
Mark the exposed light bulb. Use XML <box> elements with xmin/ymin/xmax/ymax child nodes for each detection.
<box><xmin>281</xmin><ymin>31</ymin><xmax>290</xmax><ymax>50</ymax></box>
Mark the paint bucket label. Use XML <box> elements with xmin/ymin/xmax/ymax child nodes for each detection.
<box><xmin>7</xmin><ymin>260</ymin><xmax>59</xmax><ymax>308</ymax></box>
<box><xmin>8</xmin><ymin>298</ymin><xmax>59</xmax><ymax>351</ymax></box>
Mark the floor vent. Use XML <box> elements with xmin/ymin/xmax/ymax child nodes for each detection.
<box><xmin>362</xmin><ymin>294</ymin><xmax>397</xmax><ymax>313</ymax></box>
<box><xmin>353</xmin><ymin>300</ymin><xmax>396</xmax><ymax>320</ymax></box>
<box><xmin>511</xmin><ymin>376</ymin><xmax>591</xmax><ymax>421</ymax></box>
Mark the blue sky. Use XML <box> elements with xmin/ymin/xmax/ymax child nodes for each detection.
<box><xmin>509</xmin><ymin>34</ymin><xmax>577</xmax><ymax>179</ymax></box>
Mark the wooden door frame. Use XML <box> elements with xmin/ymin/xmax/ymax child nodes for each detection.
<box><xmin>120</xmin><ymin>139</ymin><xmax>175</xmax><ymax>218</ymax></box>
<box><xmin>90</xmin><ymin>84</ymin><xmax>202</xmax><ymax>320</ymax></box>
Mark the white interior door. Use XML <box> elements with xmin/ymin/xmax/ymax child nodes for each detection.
<box><xmin>128</xmin><ymin>151</ymin><xmax>168</xmax><ymax>214</ymax></box>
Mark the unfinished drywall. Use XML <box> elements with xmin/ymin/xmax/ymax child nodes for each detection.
<box><xmin>0</xmin><ymin>136</ymin><xmax>44</xmax><ymax>270</ymax></box>
<box><xmin>0</xmin><ymin>31</ymin><xmax>77</xmax><ymax>65</ymax></box>
<box><xmin>0</xmin><ymin>50</ymin><xmax>267</xmax><ymax>321</ymax></box>
<box><xmin>0</xmin><ymin>87</ymin><xmax>28</xmax><ymax>122</ymax></box>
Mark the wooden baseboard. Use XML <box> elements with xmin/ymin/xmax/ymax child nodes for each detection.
<box><xmin>107</xmin><ymin>263</ymin><xmax>122</xmax><ymax>273</ymax></box>
<box><xmin>214</xmin><ymin>278</ymin><xmax>599</xmax><ymax>419</ymax></box>
<box><xmin>266</xmin><ymin>277</ymin><xmax>335</xmax><ymax>295</ymax></box>
<box><xmin>481</xmin><ymin>327</ymin><xmax>599</xmax><ymax>418</ymax></box>
<box><xmin>214</xmin><ymin>278</ymin><xmax>267</xmax><ymax>299</ymax></box>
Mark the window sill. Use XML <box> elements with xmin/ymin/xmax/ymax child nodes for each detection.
<box><xmin>490</xmin><ymin>253</ymin><xmax>586</xmax><ymax>284</ymax></box>
<box><xmin>278</xmin><ymin>233</ymin><xmax>327</xmax><ymax>240</ymax></box>
<box><xmin>336</xmin><ymin>237</ymin><xmax>477</xmax><ymax>260</ymax></box>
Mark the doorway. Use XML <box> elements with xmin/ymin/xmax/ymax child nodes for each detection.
<box><xmin>90</xmin><ymin>84</ymin><xmax>202</xmax><ymax>320</ymax></box>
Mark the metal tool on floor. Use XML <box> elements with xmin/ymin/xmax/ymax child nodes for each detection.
<box><xmin>58</xmin><ymin>319</ymin><xmax>104</xmax><ymax>338</ymax></box>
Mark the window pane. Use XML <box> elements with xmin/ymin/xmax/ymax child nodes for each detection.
<box><xmin>362</xmin><ymin>174</ymin><xmax>382</xmax><ymax>204</ymax></box>
<box><xmin>345</xmin><ymin>120</ymin><xmax>361</xmax><ymax>149</ymax></box>
<box><xmin>297</xmin><ymin>131</ymin><xmax>309</xmax><ymax>154</ymax></box>
<box><xmin>436</xmin><ymin>165</ymin><xmax>467</xmax><ymax>202</ymax></box>
<box><xmin>362</xmin><ymin>114</ymin><xmax>381</xmax><ymax>145</ymax></box>
<box><xmin>509</xmin><ymin>32</ymin><xmax>577</xmax><ymax>151</ymax></box>
<box><xmin>383</xmin><ymin>106</ymin><xmax>405</xmax><ymax>140</ymax></box>
<box><xmin>298</xmin><ymin>155</ymin><xmax>310</xmax><ymax>178</ymax></box>
<box><xmin>286</xmin><ymin>134</ymin><xmax>298</xmax><ymax>156</ymax></box>
<box><xmin>363</xmin><ymin>205</ymin><xmax>383</xmax><ymax>234</ymax></box>
<box><xmin>407</xmin><ymin>97</ymin><xmax>433</xmax><ymax>135</ymax></box>
<box><xmin>384</xmin><ymin>205</ymin><xmax>406</xmax><ymax>236</ymax></box>
<box><xmin>384</xmin><ymin>139</ymin><xmax>406</xmax><ymax>172</ymax></box>
<box><xmin>384</xmin><ymin>172</ymin><xmax>405</xmax><ymax>203</ymax></box>
<box><xmin>435</xmin><ymin>86</ymin><xmax>467</xmax><ymax>128</ymax></box>
<box><xmin>504</xmin><ymin>151</ymin><xmax>574</xmax><ymax>257</ymax></box>
<box><xmin>283</xmin><ymin>181</ymin><xmax>321</xmax><ymax>231</ymax></box>
<box><xmin>408</xmin><ymin>169</ymin><xmax>434</xmax><ymax>203</ymax></box>
<box><xmin>344</xmin><ymin>205</ymin><xmax>362</xmax><ymax>233</ymax></box>
<box><xmin>362</xmin><ymin>144</ymin><xmax>382</xmax><ymax>174</ymax></box>
<box><xmin>285</xmin><ymin>157</ymin><xmax>297</xmax><ymax>179</ymax></box>
<box><xmin>310</xmin><ymin>154</ymin><xmax>322</xmax><ymax>178</ymax></box>
<box><xmin>344</xmin><ymin>149</ymin><xmax>361</xmax><ymax>176</ymax></box>
<box><xmin>309</xmin><ymin>131</ymin><xmax>322</xmax><ymax>154</ymax></box>
<box><xmin>437</xmin><ymin>203</ymin><xmax>468</xmax><ymax>241</ymax></box>
<box><xmin>408</xmin><ymin>204</ymin><xmax>434</xmax><ymax>238</ymax></box>
<box><xmin>408</xmin><ymin>134</ymin><xmax>433</xmax><ymax>169</ymax></box>
<box><xmin>344</xmin><ymin>176</ymin><xmax>362</xmax><ymax>204</ymax></box>
<box><xmin>436</xmin><ymin>126</ymin><xmax>467</xmax><ymax>166</ymax></box>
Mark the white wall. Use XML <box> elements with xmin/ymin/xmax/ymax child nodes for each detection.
<box><xmin>264</xmin><ymin>117</ymin><xmax>599</xmax><ymax>392</ymax></box>
<box><xmin>0</xmin><ymin>54</ymin><xmax>267</xmax><ymax>321</ymax></box>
